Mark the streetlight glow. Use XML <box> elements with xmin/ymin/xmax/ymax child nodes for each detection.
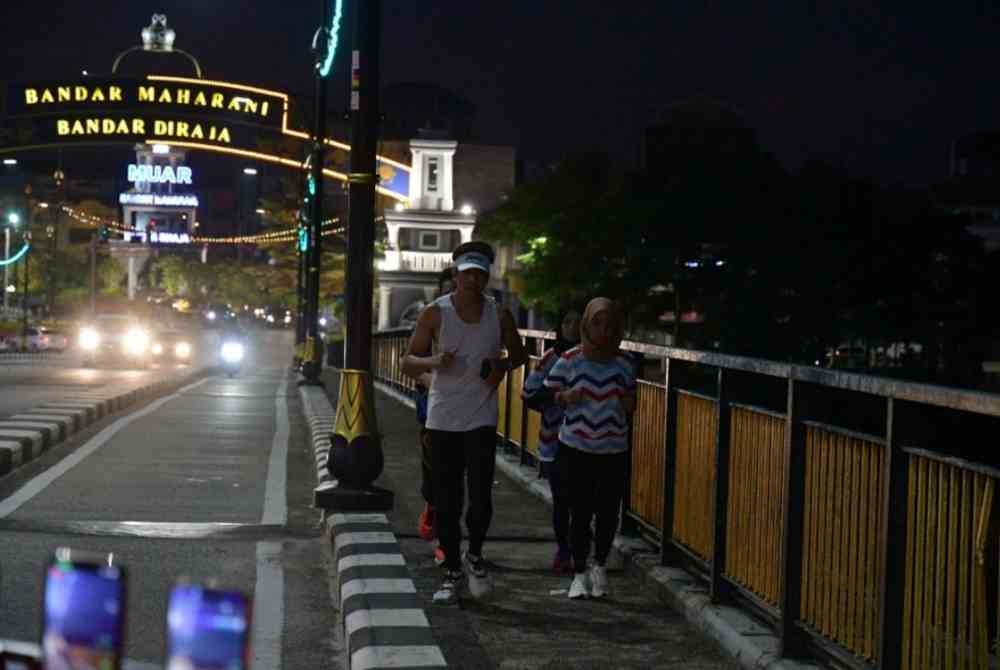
<box><xmin>7</xmin><ymin>212</ymin><xmax>20</xmax><ymax>226</ymax></box>
<box><xmin>460</xmin><ymin>204</ymin><xmax>474</xmax><ymax>216</ymax></box>
<box><xmin>38</xmin><ymin>202</ymin><xmax>49</xmax><ymax>209</ymax></box>
<box><xmin>3</xmin><ymin>159</ymin><xmax>17</xmax><ymax>166</ymax></box>
<box><xmin>243</xmin><ymin>167</ymin><xmax>258</xmax><ymax>176</ymax></box>
<box><xmin>255</xmin><ymin>208</ymin><xmax>266</xmax><ymax>215</ymax></box>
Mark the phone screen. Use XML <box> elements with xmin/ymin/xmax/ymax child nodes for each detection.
<box><xmin>166</xmin><ymin>584</ymin><xmax>250</xmax><ymax>670</ymax></box>
<box><xmin>41</xmin><ymin>559</ymin><xmax>124</xmax><ymax>670</ymax></box>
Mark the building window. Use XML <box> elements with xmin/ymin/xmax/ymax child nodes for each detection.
<box><xmin>426</xmin><ymin>157</ymin><xmax>439</xmax><ymax>193</ymax></box>
<box><xmin>418</xmin><ymin>231</ymin><xmax>440</xmax><ymax>250</ymax></box>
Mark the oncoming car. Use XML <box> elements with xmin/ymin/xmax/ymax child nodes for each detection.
<box><xmin>150</xmin><ymin>329</ymin><xmax>195</xmax><ymax>364</ymax></box>
<box><xmin>78</xmin><ymin>315</ymin><xmax>152</xmax><ymax>368</ymax></box>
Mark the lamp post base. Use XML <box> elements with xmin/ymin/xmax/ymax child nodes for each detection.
<box><xmin>314</xmin><ymin>481</ymin><xmax>393</xmax><ymax>512</ymax></box>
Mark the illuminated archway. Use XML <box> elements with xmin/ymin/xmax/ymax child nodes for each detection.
<box><xmin>0</xmin><ymin>75</ymin><xmax>410</xmax><ymax>202</ymax></box>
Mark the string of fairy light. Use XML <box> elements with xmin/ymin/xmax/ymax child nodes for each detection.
<box><xmin>59</xmin><ymin>205</ymin><xmax>375</xmax><ymax>246</ymax></box>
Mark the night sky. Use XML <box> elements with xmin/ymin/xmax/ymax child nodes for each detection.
<box><xmin>2</xmin><ymin>1</ymin><xmax>1000</xmax><ymax>186</ymax></box>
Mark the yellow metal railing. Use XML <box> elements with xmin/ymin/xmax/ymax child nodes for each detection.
<box><xmin>630</xmin><ymin>380</ymin><xmax>667</xmax><ymax>532</ymax></box>
<box><xmin>901</xmin><ymin>455</ymin><xmax>994</xmax><ymax>670</ymax></box>
<box><xmin>801</xmin><ymin>424</ymin><xmax>885</xmax><ymax>660</ymax></box>
<box><xmin>370</xmin><ymin>327</ymin><xmax>1000</xmax><ymax>670</ymax></box>
<box><xmin>725</xmin><ymin>405</ymin><xmax>786</xmax><ymax>607</ymax></box>
<box><xmin>673</xmin><ymin>391</ymin><xmax>718</xmax><ymax>561</ymax></box>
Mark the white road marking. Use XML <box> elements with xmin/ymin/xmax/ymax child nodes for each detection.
<box><xmin>261</xmin><ymin>368</ymin><xmax>289</xmax><ymax>526</ymax></box>
<box><xmin>251</xmin><ymin>540</ymin><xmax>284</xmax><ymax>670</ymax></box>
<box><xmin>329</xmin><ymin>512</ymin><xmax>390</xmax><ymax>526</ymax></box>
<box><xmin>0</xmin><ymin>377</ymin><xmax>210</xmax><ymax>518</ymax></box>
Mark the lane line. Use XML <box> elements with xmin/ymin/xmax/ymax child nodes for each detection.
<box><xmin>261</xmin><ymin>368</ymin><xmax>290</xmax><ymax>526</ymax></box>
<box><xmin>251</xmin><ymin>540</ymin><xmax>284</xmax><ymax>669</ymax></box>
<box><xmin>0</xmin><ymin>377</ymin><xmax>210</xmax><ymax>519</ymax></box>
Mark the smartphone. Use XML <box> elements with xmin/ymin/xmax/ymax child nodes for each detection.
<box><xmin>41</xmin><ymin>547</ymin><xmax>125</xmax><ymax>670</ymax></box>
<box><xmin>165</xmin><ymin>581</ymin><xmax>251</xmax><ymax>670</ymax></box>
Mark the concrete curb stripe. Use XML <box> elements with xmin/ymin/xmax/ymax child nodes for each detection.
<box><xmin>23</xmin><ymin>408</ymin><xmax>87</xmax><ymax>429</ymax></box>
<box><xmin>11</xmin><ymin>414</ymin><xmax>76</xmax><ymax>435</ymax></box>
<box><xmin>330</xmin><ymin>513</ymin><xmax>390</xmax><ymax>526</ymax></box>
<box><xmin>0</xmin><ymin>442</ymin><xmax>22</xmax><ymax>474</ymax></box>
<box><xmin>42</xmin><ymin>404</ymin><xmax>98</xmax><ymax>421</ymax></box>
<box><xmin>1</xmin><ymin>421</ymin><xmax>63</xmax><ymax>443</ymax></box>
<box><xmin>335</xmin><ymin>532</ymin><xmax>399</xmax><ymax>553</ymax></box>
<box><xmin>345</xmin><ymin>609</ymin><xmax>430</xmax><ymax>638</ymax></box>
<box><xmin>0</xmin><ymin>430</ymin><xmax>44</xmax><ymax>452</ymax></box>
<box><xmin>351</xmin><ymin>646</ymin><xmax>447</xmax><ymax>670</ymax></box>
<box><xmin>341</xmin><ymin>579</ymin><xmax>417</xmax><ymax>601</ymax></box>
<box><xmin>338</xmin><ymin>554</ymin><xmax>406</xmax><ymax>573</ymax></box>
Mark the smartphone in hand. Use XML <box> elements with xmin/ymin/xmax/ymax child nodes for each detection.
<box><xmin>41</xmin><ymin>547</ymin><xmax>126</xmax><ymax>670</ymax></box>
<box><xmin>165</xmin><ymin>580</ymin><xmax>251</xmax><ymax>670</ymax></box>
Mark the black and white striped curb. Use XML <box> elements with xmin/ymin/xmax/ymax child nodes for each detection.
<box><xmin>0</xmin><ymin>371</ymin><xmax>205</xmax><ymax>478</ymax></box>
<box><xmin>329</xmin><ymin>513</ymin><xmax>446</xmax><ymax>670</ymax></box>
<box><xmin>298</xmin><ymin>383</ymin><xmax>335</xmax><ymax>488</ymax></box>
<box><xmin>297</xmin><ymin>380</ymin><xmax>446</xmax><ymax>670</ymax></box>
<box><xmin>0</xmin><ymin>351</ymin><xmax>65</xmax><ymax>364</ymax></box>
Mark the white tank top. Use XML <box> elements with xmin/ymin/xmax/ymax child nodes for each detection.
<box><xmin>426</xmin><ymin>293</ymin><xmax>502</xmax><ymax>431</ymax></box>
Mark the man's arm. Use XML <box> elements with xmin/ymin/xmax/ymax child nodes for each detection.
<box><xmin>401</xmin><ymin>305</ymin><xmax>451</xmax><ymax>378</ymax></box>
<box><xmin>499</xmin><ymin>307</ymin><xmax>528</xmax><ymax>369</ymax></box>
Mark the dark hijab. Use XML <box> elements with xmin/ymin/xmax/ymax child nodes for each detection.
<box><xmin>552</xmin><ymin>306</ymin><xmax>582</xmax><ymax>355</ymax></box>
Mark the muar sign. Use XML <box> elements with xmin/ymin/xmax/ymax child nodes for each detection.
<box><xmin>127</xmin><ymin>163</ymin><xmax>193</xmax><ymax>185</ymax></box>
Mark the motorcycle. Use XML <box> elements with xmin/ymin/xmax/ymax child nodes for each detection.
<box><xmin>220</xmin><ymin>339</ymin><xmax>246</xmax><ymax>377</ymax></box>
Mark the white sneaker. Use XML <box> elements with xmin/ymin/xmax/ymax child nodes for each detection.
<box><xmin>590</xmin><ymin>565</ymin><xmax>608</xmax><ymax>599</ymax></box>
<box><xmin>568</xmin><ymin>572</ymin><xmax>590</xmax><ymax>600</ymax></box>
<box><xmin>433</xmin><ymin>571</ymin><xmax>463</xmax><ymax>605</ymax></box>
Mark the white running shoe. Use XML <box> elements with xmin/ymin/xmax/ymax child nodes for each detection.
<box><xmin>590</xmin><ymin>565</ymin><xmax>608</xmax><ymax>599</ymax></box>
<box><xmin>568</xmin><ymin>572</ymin><xmax>590</xmax><ymax>600</ymax></box>
<box><xmin>433</xmin><ymin>570</ymin><xmax>463</xmax><ymax>605</ymax></box>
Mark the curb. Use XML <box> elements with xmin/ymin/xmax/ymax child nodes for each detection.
<box><xmin>375</xmin><ymin>379</ymin><xmax>823</xmax><ymax>670</ymax></box>
<box><xmin>298</xmin><ymin>379</ymin><xmax>447</xmax><ymax>670</ymax></box>
<box><xmin>0</xmin><ymin>369</ymin><xmax>208</xmax><ymax>479</ymax></box>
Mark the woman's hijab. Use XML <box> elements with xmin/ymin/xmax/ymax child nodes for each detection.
<box><xmin>581</xmin><ymin>297</ymin><xmax>624</xmax><ymax>361</ymax></box>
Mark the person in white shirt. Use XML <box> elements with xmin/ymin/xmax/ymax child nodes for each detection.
<box><xmin>402</xmin><ymin>241</ymin><xmax>528</xmax><ymax>604</ymax></box>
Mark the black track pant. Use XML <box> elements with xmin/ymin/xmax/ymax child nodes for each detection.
<box><xmin>429</xmin><ymin>426</ymin><xmax>497</xmax><ymax>571</ymax></box>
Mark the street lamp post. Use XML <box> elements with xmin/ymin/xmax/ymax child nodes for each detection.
<box><xmin>317</xmin><ymin>0</ymin><xmax>391</xmax><ymax>512</ymax></box>
<box><xmin>21</xmin><ymin>230</ymin><xmax>30</xmax><ymax>347</ymax></box>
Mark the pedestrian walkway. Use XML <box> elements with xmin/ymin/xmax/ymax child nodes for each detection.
<box><xmin>321</xmin><ymin>368</ymin><xmax>737</xmax><ymax>670</ymax></box>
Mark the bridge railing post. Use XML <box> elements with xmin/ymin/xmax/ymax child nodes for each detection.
<box><xmin>710</xmin><ymin>366</ymin><xmax>733</xmax><ymax>602</ymax></box>
<box><xmin>660</xmin><ymin>356</ymin><xmax>683</xmax><ymax>565</ymax></box>
<box><xmin>877</xmin><ymin>397</ymin><xmax>907</xmax><ymax>669</ymax></box>
<box><xmin>778</xmin><ymin>373</ymin><xmax>811</xmax><ymax>657</ymax></box>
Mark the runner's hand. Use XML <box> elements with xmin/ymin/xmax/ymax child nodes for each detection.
<box><xmin>434</xmin><ymin>351</ymin><xmax>456</xmax><ymax>369</ymax></box>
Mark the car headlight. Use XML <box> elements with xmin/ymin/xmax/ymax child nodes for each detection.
<box><xmin>207</xmin><ymin>311</ymin><xmax>217</xmax><ymax>321</ymax></box>
<box><xmin>221</xmin><ymin>341</ymin><xmax>245</xmax><ymax>363</ymax></box>
<box><xmin>79</xmin><ymin>328</ymin><xmax>99</xmax><ymax>350</ymax></box>
<box><xmin>151</xmin><ymin>342</ymin><xmax>164</xmax><ymax>355</ymax></box>
<box><xmin>123</xmin><ymin>329</ymin><xmax>149</xmax><ymax>355</ymax></box>
<box><xmin>175</xmin><ymin>341</ymin><xmax>191</xmax><ymax>358</ymax></box>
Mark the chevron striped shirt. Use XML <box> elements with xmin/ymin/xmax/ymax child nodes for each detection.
<box><xmin>544</xmin><ymin>346</ymin><xmax>637</xmax><ymax>454</ymax></box>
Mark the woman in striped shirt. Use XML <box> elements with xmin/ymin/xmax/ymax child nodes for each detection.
<box><xmin>544</xmin><ymin>298</ymin><xmax>636</xmax><ymax>600</ymax></box>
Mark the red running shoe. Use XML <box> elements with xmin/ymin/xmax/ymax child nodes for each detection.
<box><xmin>434</xmin><ymin>545</ymin><xmax>446</xmax><ymax>566</ymax></box>
<box><xmin>418</xmin><ymin>503</ymin><xmax>436</xmax><ymax>541</ymax></box>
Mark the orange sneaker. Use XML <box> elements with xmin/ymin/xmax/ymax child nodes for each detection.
<box><xmin>433</xmin><ymin>545</ymin><xmax>446</xmax><ymax>566</ymax></box>
<box><xmin>418</xmin><ymin>504</ymin><xmax>436</xmax><ymax>541</ymax></box>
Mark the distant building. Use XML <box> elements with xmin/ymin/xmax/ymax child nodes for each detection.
<box><xmin>935</xmin><ymin>131</ymin><xmax>1000</xmax><ymax>251</ymax></box>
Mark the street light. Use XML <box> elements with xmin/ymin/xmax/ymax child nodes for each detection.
<box><xmin>243</xmin><ymin>167</ymin><xmax>258</xmax><ymax>176</ymax></box>
<box><xmin>3</xmin><ymin>159</ymin><xmax>17</xmax><ymax>166</ymax></box>
<box><xmin>7</xmin><ymin>212</ymin><xmax>19</xmax><ymax>226</ymax></box>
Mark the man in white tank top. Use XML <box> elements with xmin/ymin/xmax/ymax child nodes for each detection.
<box><xmin>402</xmin><ymin>241</ymin><xmax>528</xmax><ymax>604</ymax></box>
